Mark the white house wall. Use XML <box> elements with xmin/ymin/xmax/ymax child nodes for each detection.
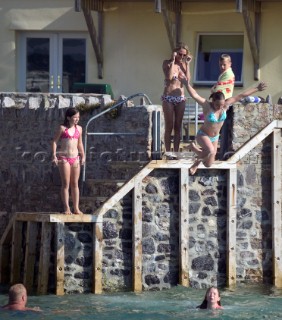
<box><xmin>0</xmin><ymin>1</ymin><xmax>282</xmax><ymax>103</ymax></box>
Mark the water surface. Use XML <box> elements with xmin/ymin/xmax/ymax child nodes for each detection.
<box><xmin>1</xmin><ymin>284</ymin><xmax>282</xmax><ymax>319</ymax></box>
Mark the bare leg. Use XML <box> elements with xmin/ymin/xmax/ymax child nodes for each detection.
<box><xmin>189</xmin><ymin>152</ymin><xmax>215</xmax><ymax>175</ymax></box>
<box><xmin>70</xmin><ymin>160</ymin><xmax>83</xmax><ymax>214</ymax></box>
<box><xmin>173</xmin><ymin>101</ymin><xmax>185</xmax><ymax>152</ymax></box>
<box><xmin>162</xmin><ymin>101</ymin><xmax>174</xmax><ymax>152</ymax></box>
<box><xmin>188</xmin><ymin>135</ymin><xmax>219</xmax><ymax>175</ymax></box>
<box><xmin>58</xmin><ymin>162</ymin><xmax>72</xmax><ymax>214</ymax></box>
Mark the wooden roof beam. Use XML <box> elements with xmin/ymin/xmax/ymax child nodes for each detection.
<box><xmin>155</xmin><ymin>0</ymin><xmax>182</xmax><ymax>50</ymax></box>
<box><xmin>239</xmin><ymin>0</ymin><xmax>261</xmax><ymax>80</ymax></box>
<box><xmin>81</xmin><ymin>0</ymin><xmax>104</xmax><ymax>79</ymax></box>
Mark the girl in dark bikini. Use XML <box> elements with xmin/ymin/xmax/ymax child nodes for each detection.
<box><xmin>162</xmin><ymin>43</ymin><xmax>192</xmax><ymax>155</ymax></box>
<box><xmin>52</xmin><ymin>107</ymin><xmax>85</xmax><ymax>215</ymax></box>
<box><xmin>185</xmin><ymin>81</ymin><xmax>267</xmax><ymax>175</ymax></box>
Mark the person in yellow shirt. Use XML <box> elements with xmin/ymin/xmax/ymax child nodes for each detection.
<box><xmin>211</xmin><ymin>54</ymin><xmax>235</xmax><ymax>99</ymax></box>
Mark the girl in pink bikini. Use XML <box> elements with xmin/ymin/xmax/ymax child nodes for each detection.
<box><xmin>52</xmin><ymin>107</ymin><xmax>85</xmax><ymax>215</ymax></box>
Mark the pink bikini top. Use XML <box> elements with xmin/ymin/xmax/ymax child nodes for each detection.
<box><xmin>61</xmin><ymin>126</ymin><xmax>80</xmax><ymax>139</ymax></box>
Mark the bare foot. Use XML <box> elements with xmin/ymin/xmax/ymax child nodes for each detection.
<box><xmin>189</xmin><ymin>158</ymin><xmax>202</xmax><ymax>175</ymax></box>
<box><xmin>73</xmin><ymin>210</ymin><xmax>84</xmax><ymax>215</ymax></box>
<box><xmin>164</xmin><ymin>152</ymin><xmax>178</xmax><ymax>160</ymax></box>
<box><xmin>63</xmin><ymin>211</ymin><xmax>73</xmax><ymax>215</ymax></box>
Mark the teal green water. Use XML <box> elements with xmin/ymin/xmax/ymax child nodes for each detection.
<box><xmin>1</xmin><ymin>284</ymin><xmax>282</xmax><ymax>319</ymax></box>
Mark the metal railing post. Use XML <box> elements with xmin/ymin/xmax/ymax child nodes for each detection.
<box><xmin>82</xmin><ymin>93</ymin><xmax>153</xmax><ymax>183</ymax></box>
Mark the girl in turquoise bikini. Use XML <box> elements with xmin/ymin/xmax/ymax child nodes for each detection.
<box><xmin>186</xmin><ymin>81</ymin><xmax>267</xmax><ymax>175</ymax></box>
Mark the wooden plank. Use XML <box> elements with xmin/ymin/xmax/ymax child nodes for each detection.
<box><xmin>23</xmin><ymin>222</ymin><xmax>38</xmax><ymax>292</ymax></box>
<box><xmin>37</xmin><ymin>222</ymin><xmax>52</xmax><ymax>295</ymax></box>
<box><xmin>55</xmin><ymin>223</ymin><xmax>65</xmax><ymax>295</ymax></box>
<box><xmin>0</xmin><ymin>244</ymin><xmax>11</xmax><ymax>283</ymax></box>
<box><xmin>0</xmin><ymin>214</ymin><xmax>16</xmax><ymax>245</ymax></box>
<box><xmin>133</xmin><ymin>178</ymin><xmax>143</xmax><ymax>292</ymax></box>
<box><xmin>10</xmin><ymin>221</ymin><xmax>23</xmax><ymax>284</ymax></box>
<box><xmin>82</xmin><ymin>2</ymin><xmax>103</xmax><ymax>78</ymax></box>
<box><xmin>242</xmin><ymin>7</ymin><xmax>260</xmax><ymax>79</ymax></box>
<box><xmin>272</xmin><ymin>129</ymin><xmax>282</xmax><ymax>287</ymax></box>
<box><xmin>95</xmin><ymin>166</ymin><xmax>154</xmax><ymax>217</ymax></box>
<box><xmin>15</xmin><ymin>213</ymin><xmax>98</xmax><ymax>223</ymax></box>
<box><xmin>0</xmin><ymin>215</ymin><xmax>15</xmax><ymax>283</ymax></box>
<box><xmin>179</xmin><ymin>168</ymin><xmax>189</xmax><ymax>286</ymax></box>
<box><xmin>226</xmin><ymin>168</ymin><xmax>237</xmax><ymax>288</ymax></box>
<box><xmin>148</xmin><ymin>159</ymin><xmax>237</xmax><ymax>169</ymax></box>
<box><xmin>162</xmin><ymin>5</ymin><xmax>176</xmax><ymax>50</ymax></box>
<box><xmin>93</xmin><ymin>222</ymin><xmax>103</xmax><ymax>294</ymax></box>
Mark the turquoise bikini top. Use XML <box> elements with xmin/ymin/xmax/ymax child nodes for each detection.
<box><xmin>207</xmin><ymin>110</ymin><xmax>227</xmax><ymax>123</ymax></box>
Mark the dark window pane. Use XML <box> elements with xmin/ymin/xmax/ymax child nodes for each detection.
<box><xmin>195</xmin><ymin>34</ymin><xmax>243</xmax><ymax>84</ymax></box>
<box><xmin>62</xmin><ymin>39</ymin><xmax>86</xmax><ymax>93</ymax></box>
<box><xmin>26</xmin><ymin>38</ymin><xmax>50</xmax><ymax>92</ymax></box>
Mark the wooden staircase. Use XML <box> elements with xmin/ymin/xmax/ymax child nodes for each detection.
<box><xmin>1</xmin><ymin>120</ymin><xmax>282</xmax><ymax>294</ymax></box>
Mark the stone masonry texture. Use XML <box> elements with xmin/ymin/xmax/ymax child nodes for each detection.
<box><xmin>0</xmin><ymin>93</ymin><xmax>281</xmax><ymax>293</ymax></box>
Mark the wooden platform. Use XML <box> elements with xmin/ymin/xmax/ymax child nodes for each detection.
<box><xmin>15</xmin><ymin>212</ymin><xmax>98</xmax><ymax>223</ymax></box>
<box><xmin>0</xmin><ymin>212</ymin><xmax>102</xmax><ymax>295</ymax></box>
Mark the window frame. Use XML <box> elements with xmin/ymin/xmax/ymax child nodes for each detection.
<box><xmin>193</xmin><ymin>32</ymin><xmax>244</xmax><ymax>87</ymax></box>
<box><xmin>17</xmin><ymin>32</ymin><xmax>88</xmax><ymax>93</ymax></box>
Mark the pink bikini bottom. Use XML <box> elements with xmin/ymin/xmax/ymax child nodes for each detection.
<box><xmin>58</xmin><ymin>155</ymin><xmax>80</xmax><ymax>166</ymax></box>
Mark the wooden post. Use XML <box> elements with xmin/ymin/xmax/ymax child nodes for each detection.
<box><xmin>0</xmin><ymin>244</ymin><xmax>10</xmax><ymax>283</ymax></box>
<box><xmin>179</xmin><ymin>168</ymin><xmax>189</xmax><ymax>286</ymax></box>
<box><xmin>10</xmin><ymin>221</ymin><xmax>23</xmax><ymax>284</ymax></box>
<box><xmin>93</xmin><ymin>222</ymin><xmax>103</xmax><ymax>294</ymax></box>
<box><xmin>38</xmin><ymin>222</ymin><xmax>52</xmax><ymax>294</ymax></box>
<box><xmin>0</xmin><ymin>216</ymin><xmax>15</xmax><ymax>283</ymax></box>
<box><xmin>272</xmin><ymin>129</ymin><xmax>282</xmax><ymax>287</ymax></box>
<box><xmin>227</xmin><ymin>168</ymin><xmax>237</xmax><ymax>287</ymax></box>
<box><xmin>55</xmin><ymin>223</ymin><xmax>65</xmax><ymax>295</ymax></box>
<box><xmin>23</xmin><ymin>222</ymin><xmax>38</xmax><ymax>292</ymax></box>
<box><xmin>133</xmin><ymin>178</ymin><xmax>143</xmax><ymax>292</ymax></box>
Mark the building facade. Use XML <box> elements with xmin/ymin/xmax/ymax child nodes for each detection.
<box><xmin>0</xmin><ymin>0</ymin><xmax>282</xmax><ymax>103</ymax></box>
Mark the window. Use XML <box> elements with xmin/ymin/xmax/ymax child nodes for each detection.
<box><xmin>18</xmin><ymin>32</ymin><xmax>87</xmax><ymax>93</ymax></box>
<box><xmin>194</xmin><ymin>33</ymin><xmax>243</xmax><ymax>86</ymax></box>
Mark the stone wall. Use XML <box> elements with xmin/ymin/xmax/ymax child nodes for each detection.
<box><xmin>229</xmin><ymin>103</ymin><xmax>278</xmax><ymax>283</ymax></box>
<box><xmin>0</xmin><ymin>93</ymin><xmax>281</xmax><ymax>293</ymax></box>
<box><xmin>0</xmin><ymin>92</ymin><xmax>160</xmax><ymax>215</ymax></box>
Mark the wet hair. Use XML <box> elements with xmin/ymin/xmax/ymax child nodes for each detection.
<box><xmin>196</xmin><ymin>287</ymin><xmax>222</xmax><ymax>309</ymax></box>
<box><xmin>63</xmin><ymin>107</ymin><xmax>79</xmax><ymax>127</ymax></box>
<box><xmin>220</xmin><ymin>53</ymin><xmax>231</xmax><ymax>62</ymax></box>
<box><xmin>173</xmin><ymin>42</ymin><xmax>190</xmax><ymax>56</ymax></box>
<box><xmin>209</xmin><ymin>91</ymin><xmax>225</xmax><ymax>101</ymax></box>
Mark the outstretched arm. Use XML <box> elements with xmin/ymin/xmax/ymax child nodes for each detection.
<box><xmin>226</xmin><ymin>81</ymin><xmax>267</xmax><ymax>106</ymax></box>
<box><xmin>186</xmin><ymin>82</ymin><xmax>209</xmax><ymax>108</ymax></box>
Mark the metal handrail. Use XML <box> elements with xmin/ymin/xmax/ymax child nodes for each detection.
<box><xmin>82</xmin><ymin>93</ymin><xmax>153</xmax><ymax>182</ymax></box>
